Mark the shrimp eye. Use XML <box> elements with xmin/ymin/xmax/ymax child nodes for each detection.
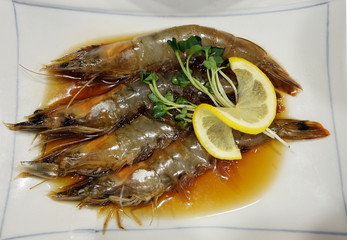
<box><xmin>60</xmin><ymin>62</ymin><xmax>69</xmax><ymax>68</ymax></box>
<box><xmin>27</xmin><ymin>112</ymin><xmax>46</xmax><ymax>126</ymax></box>
<box><xmin>62</xmin><ymin>116</ymin><xmax>79</xmax><ymax>126</ymax></box>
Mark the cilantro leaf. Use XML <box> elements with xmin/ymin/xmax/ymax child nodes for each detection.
<box><xmin>172</xmin><ymin>70</ymin><xmax>191</xmax><ymax>88</ymax></box>
<box><xmin>148</xmin><ymin>92</ymin><xmax>160</xmax><ymax>103</ymax></box>
<box><xmin>176</xmin><ymin>36</ymin><xmax>202</xmax><ymax>53</ymax></box>
<box><xmin>189</xmin><ymin>44</ymin><xmax>203</xmax><ymax>56</ymax></box>
<box><xmin>167</xmin><ymin>38</ymin><xmax>178</xmax><ymax>52</ymax></box>
<box><xmin>176</xmin><ymin>97</ymin><xmax>191</xmax><ymax>105</ymax></box>
<box><xmin>152</xmin><ymin>102</ymin><xmax>167</xmax><ymax>118</ymax></box>
<box><xmin>141</xmin><ymin>71</ymin><xmax>158</xmax><ymax>84</ymax></box>
<box><xmin>165</xmin><ymin>93</ymin><xmax>174</xmax><ymax>102</ymax></box>
<box><xmin>210</xmin><ymin>47</ymin><xmax>225</xmax><ymax>57</ymax></box>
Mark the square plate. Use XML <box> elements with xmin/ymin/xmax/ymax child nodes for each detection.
<box><xmin>0</xmin><ymin>0</ymin><xmax>346</xmax><ymax>239</ymax></box>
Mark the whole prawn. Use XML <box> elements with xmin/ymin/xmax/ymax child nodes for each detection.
<box><xmin>6</xmin><ymin>67</ymin><xmax>232</xmax><ymax>136</ymax></box>
<box><xmin>46</xmin><ymin>25</ymin><xmax>301</xmax><ymax>95</ymax></box>
<box><xmin>54</xmin><ymin>135</ymin><xmax>212</xmax><ymax>206</ymax></box>
<box><xmin>20</xmin><ymin>115</ymin><xmax>180</xmax><ymax>178</ymax></box>
<box><xmin>20</xmin><ymin>118</ymin><xmax>329</xmax><ymax>179</ymax></box>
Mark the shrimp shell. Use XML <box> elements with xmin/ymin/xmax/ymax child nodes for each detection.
<box><xmin>46</xmin><ymin>25</ymin><xmax>301</xmax><ymax>95</ymax></box>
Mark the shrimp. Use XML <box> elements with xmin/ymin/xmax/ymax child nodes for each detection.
<box><xmin>6</xmin><ymin>67</ymin><xmax>232</xmax><ymax>137</ymax></box>
<box><xmin>53</xmin><ymin>118</ymin><xmax>328</xmax><ymax>206</ymax></box>
<box><xmin>6</xmin><ymin>79</ymin><xmax>151</xmax><ymax>136</ymax></box>
<box><xmin>20</xmin><ymin>115</ymin><xmax>180</xmax><ymax>178</ymax></box>
<box><xmin>53</xmin><ymin>135</ymin><xmax>212</xmax><ymax>205</ymax></box>
<box><xmin>20</xmin><ymin>118</ymin><xmax>328</xmax><ymax>179</ymax></box>
<box><xmin>45</xmin><ymin>25</ymin><xmax>301</xmax><ymax>95</ymax></box>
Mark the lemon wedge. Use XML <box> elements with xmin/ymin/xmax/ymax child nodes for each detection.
<box><xmin>192</xmin><ymin>57</ymin><xmax>277</xmax><ymax>159</ymax></box>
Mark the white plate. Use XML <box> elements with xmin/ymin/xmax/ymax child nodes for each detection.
<box><xmin>0</xmin><ymin>0</ymin><xmax>346</xmax><ymax>239</ymax></box>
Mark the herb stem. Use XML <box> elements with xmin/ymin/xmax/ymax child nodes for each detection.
<box><xmin>218</xmin><ymin>69</ymin><xmax>238</xmax><ymax>103</ymax></box>
<box><xmin>181</xmin><ymin>53</ymin><xmax>220</xmax><ymax>107</ymax></box>
<box><xmin>264</xmin><ymin>128</ymin><xmax>289</xmax><ymax>147</ymax></box>
<box><xmin>149</xmin><ymin>79</ymin><xmax>195</xmax><ymax>111</ymax></box>
<box><xmin>215</xmin><ymin>70</ymin><xmax>235</xmax><ymax>107</ymax></box>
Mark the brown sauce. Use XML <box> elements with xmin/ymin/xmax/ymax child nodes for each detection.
<box><xmin>168</xmin><ymin>142</ymin><xmax>283</xmax><ymax>215</ymax></box>
<box><xmin>120</xmin><ymin>141</ymin><xmax>284</xmax><ymax>219</ymax></box>
<box><xmin>40</xmin><ymin>35</ymin><xmax>285</xmax><ymax>223</ymax></box>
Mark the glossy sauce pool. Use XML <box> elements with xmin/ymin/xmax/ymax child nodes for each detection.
<box><xmin>41</xmin><ymin>35</ymin><xmax>285</xmax><ymax>223</ymax></box>
<box><xmin>152</xmin><ymin>141</ymin><xmax>284</xmax><ymax>218</ymax></box>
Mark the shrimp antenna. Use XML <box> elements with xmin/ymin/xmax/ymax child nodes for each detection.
<box><xmin>19</xmin><ymin>64</ymin><xmax>82</xmax><ymax>80</ymax></box>
<box><xmin>29</xmin><ymin>179</ymin><xmax>48</xmax><ymax>190</ymax></box>
<box><xmin>19</xmin><ymin>64</ymin><xmax>50</xmax><ymax>76</ymax></box>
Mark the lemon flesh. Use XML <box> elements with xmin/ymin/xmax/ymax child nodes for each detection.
<box><xmin>216</xmin><ymin>57</ymin><xmax>277</xmax><ymax>134</ymax></box>
<box><xmin>193</xmin><ymin>105</ymin><xmax>242</xmax><ymax>160</ymax></box>
<box><xmin>192</xmin><ymin>57</ymin><xmax>277</xmax><ymax>160</ymax></box>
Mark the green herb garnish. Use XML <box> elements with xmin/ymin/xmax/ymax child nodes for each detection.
<box><xmin>141</xmin><ymin>71</ymin><xmax>196</xmax><ymax>128</ymax></box>
<box><xmin>141</xmin><ymin>36</ymin><xmax>238</xmax><ymax>128</ymax></box>
<box><xmin>167</xmin><ymin>36</ymin><xmax>238</xmax><ymax>107</ymax></box>
<box><xmin>171</xmin><ymin>70</ymin><xmax>191</xmax><ymax>88</ymax></box>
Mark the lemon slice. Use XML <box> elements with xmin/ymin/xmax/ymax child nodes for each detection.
<box><xmin>192</xmin><ymin>57</ymin><xmax>277</xmax><ymax>159</ymax></box>
<box><xmin>215</xmin><ymin>57</ymin><xmax>277</xmax><ymax>134</ymax></box>
<box><xmin>193</xmin><ymin>105</ymin><xmax>242</xmax><ymax>160</ymax></box>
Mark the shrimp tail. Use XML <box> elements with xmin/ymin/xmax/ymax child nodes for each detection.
<box><xmin>234</xmin><ymin>37</ymin><xmax>302</xmax><ymax>95</ymax></box>
<box><xmin>274</xmin><ymin>119</ymin><xmax>330</xmax><ymax>140</ymax></box>
<box><xmin>235</xmin><ymin>119</ymin><xmax>330</xmax><ymax>152</ymax></box>
<box><xmin>259</xmin><ymin>57</ymin><xmax>302</xmax><ymax>96</ymax></box>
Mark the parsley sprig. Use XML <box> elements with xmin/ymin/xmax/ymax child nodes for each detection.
<box><xmin>141</xmin><ymin>72</ymin><xmax>196</xmax><ymax>129</ymax></box>
<box><xmin>141</xmin><ymin>36</ymin><xmax>238</xmax><ymax>128</ymax></box>
<box><xmin>167</xmin><ymin>36</ymin><xmax>238</xmax><ymax>107</ymax></box>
